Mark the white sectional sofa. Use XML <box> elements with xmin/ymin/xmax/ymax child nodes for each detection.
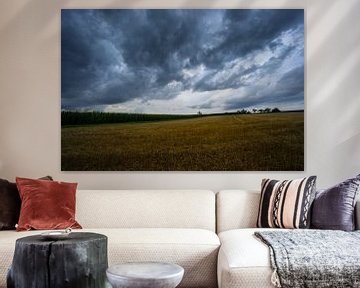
<box><xmin>1</xmin><ymin>189</ymin><xmax>359</xmax><ymax>288</ymax></box>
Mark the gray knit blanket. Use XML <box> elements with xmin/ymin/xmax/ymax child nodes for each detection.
<box><xmin>255</xmin><ymin>230</ymin><xmax>360</xmax><ymax>288</ymax></box>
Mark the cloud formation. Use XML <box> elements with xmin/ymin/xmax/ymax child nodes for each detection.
<box><xmin>61</xmin><ymin>9</ymin><xmax>304</xmax><ymax>113</ymax></box>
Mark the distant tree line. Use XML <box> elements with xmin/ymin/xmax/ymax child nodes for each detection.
<box><xmin>61</xmin><ymin>111</ymin><xmax>199</xmax><ymax>126</ymax></box>
<box><xmin>236</xmin><ymin>107</ymin><xmax>281</xmax><ymax>114</ymax></box>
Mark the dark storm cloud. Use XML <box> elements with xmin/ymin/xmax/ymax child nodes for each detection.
<box><xmin>198</xmin><ymin>9</ymin><xmax>303</xmax><ymax>68</ymax></box>
<box><xmin>61</xmin><ymin>9</ymin><xmax>304</xmax><ymax>111</ymax></box>
<box><xmin>225</xmin><ymin>65</ymin><xmax>304</xmax><ymax>110</ymax></box>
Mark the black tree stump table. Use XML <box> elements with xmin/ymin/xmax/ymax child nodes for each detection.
<box><xmin>7</xmin><ymin>232</ymin><xmax>108</xmax><ymax>288</ymax></box>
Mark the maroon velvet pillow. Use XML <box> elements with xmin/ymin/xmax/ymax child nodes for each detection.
<box><xmin>16</xmin><ymin>177</ymin><xmax>82</xmax><ymax>231</ymax></box>
<box><xmin>0</xmin><ymin>176</ymin><xmax>53</xmax><ymax>230</ymax></box>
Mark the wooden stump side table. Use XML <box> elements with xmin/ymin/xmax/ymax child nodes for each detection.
<box><xmin>7</xmin><ymin>232</ymin><xmax>108</xmax><ymax>288</ymax></box>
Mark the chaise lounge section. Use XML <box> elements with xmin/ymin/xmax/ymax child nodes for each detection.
<box><xmin>216</xmin><ymin>189</ymin><xmax>360</xmax><ymax>288</ymax></box>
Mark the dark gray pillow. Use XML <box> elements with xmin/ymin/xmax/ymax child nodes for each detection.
<box><xmin>0</xmin><ymin>179</ymin><xmax>20</xmax><ymax>230</ymax></box>
<box><xmin>311</xmin><ymin>174</ymin><xmax>360</xmax><ymax>231</ymax></box>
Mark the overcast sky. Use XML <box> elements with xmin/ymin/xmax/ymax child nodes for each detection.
<box><xmin>61</xmin><ymin>9</ymin><xmax>304</xmax><ymax>114</ymax></box>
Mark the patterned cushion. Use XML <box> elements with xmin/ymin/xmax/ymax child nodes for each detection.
<box><xmin>257</xmin><ymin>176</ymin><xmax>317</xmax><ymax>229</ymax></box>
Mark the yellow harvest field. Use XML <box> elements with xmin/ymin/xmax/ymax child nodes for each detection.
<box><xmin>61</xmin><ymin>112</ymin><xmax>304</xmax><ymax>171</ymax></box>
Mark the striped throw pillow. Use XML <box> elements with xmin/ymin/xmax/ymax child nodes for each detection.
<box><xmin>257</xmin><ymin>176</ymin><xmax>317</xmax><ymax>229</ymax></box>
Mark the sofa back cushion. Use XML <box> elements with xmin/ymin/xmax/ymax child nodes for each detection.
<box><xmin>76</xmin><ymin>190</ymin><xmax>216</xmax><ymax>231</ymax></box>
<box><xmin>216</xmin><ymin>190</ymin><xmax>260</xmax><ymax>233</ymax></box>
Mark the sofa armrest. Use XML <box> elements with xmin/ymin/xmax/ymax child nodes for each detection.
<box><xmin>356</xmin><ymin>200</ymin><xmax>360</xmax><ymax>230</ymax></box>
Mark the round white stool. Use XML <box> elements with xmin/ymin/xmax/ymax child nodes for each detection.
<box><xmin>106</xmin><ymin>262</ymin><xmax>184</xmax><ymax>288</ymax></box>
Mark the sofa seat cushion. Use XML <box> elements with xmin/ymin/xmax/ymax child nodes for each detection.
<box><xmin>218</xmin><ymin>228</ymin><xmax>281</xmax><ymax>288</ymax></box>
<box><xmin>0</xmin><ymin>228</ymin><xmax>219</xmax><ymax>288</ymax></box>
<box><xmin>102</xmin><ymin>228</ymin><xmax>220</xmax><ymax>288</ymax></box>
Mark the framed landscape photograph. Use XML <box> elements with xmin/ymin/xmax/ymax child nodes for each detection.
<box><xmin>61</xmin><ymin>9</ymin><xmax>304</xmax><ymax>171</ymax></box>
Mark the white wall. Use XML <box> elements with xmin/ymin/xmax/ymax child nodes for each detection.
<box><xmin>0</xmin><ymin>0</ymin><xmax>359</xmax><ymax>191</ymax></box>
